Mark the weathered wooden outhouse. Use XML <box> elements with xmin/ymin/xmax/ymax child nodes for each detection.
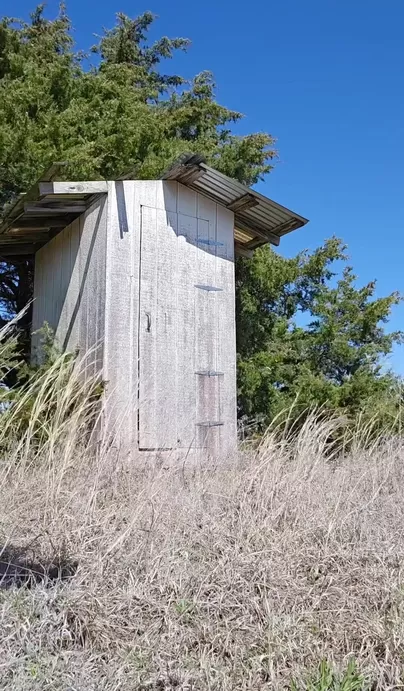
<box><xmin>0</xmin><ymin>156</ymin><xmax>307</xmax><ymax>456</ymax></box>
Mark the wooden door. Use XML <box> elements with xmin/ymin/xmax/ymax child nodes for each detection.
<box><xmin>138</xmin><ymin>185</ymin><xmax>235</xmax><ymax>452</ymax></box>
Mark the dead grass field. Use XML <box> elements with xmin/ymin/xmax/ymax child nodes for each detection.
<box><xmin>0</xmin><ymin>354</ymin><xmax>404</xmax><ymax>689</ymax></box>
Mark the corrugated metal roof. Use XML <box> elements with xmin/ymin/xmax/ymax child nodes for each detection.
<box><xmin>162</xmin><ymin>154</ymin><xmax>308</xmax><ymax>249</ymax></box>
<box><xmin>0</xmin><ymin>156</ymin><xmax>308</xmax><ymax>258</ymax></box>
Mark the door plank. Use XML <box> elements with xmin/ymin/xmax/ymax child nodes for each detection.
<box><xmin>176</xmin><ymin>213</ymin><xmax>198</xmax><ymax>448</ymax></box>
<box><xmin>138</xmin><ymin>206</ymin><xmax>158</xmax><ymax>448</ymax></box>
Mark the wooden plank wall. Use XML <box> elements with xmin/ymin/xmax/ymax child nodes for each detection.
<box><xmin>31</xmin><ymin>196</ymin><xmax>108</xmax><ymax>377</ymax></box>
<box><xmin>103</xmin><ymin>181</ymin><xmax>138</xmax><ymax>448</ymax></box>
<box><xmin>31</xmin><ymin>181</ymin><xmax>237</xmax><ymax>458</ymax></box>
<box><xmin>103</xmin><ymin>180</ymin><xmax>237</xmax><ymax>457</ymax></box>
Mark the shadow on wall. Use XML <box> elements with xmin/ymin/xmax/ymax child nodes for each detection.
<box><xmin>116</xmin><ymin>179</ymin><xmax>234</xmax><ymax>258</ymax></box>
<box><xmin>161</xmin><ymin>181</ymin><xmax>234</xmax><ymax>261</ymax></box>
<box><xmin>31</xmin><ymin>195</ymin><xmax>107</xmax><ymax>365</ymax></box>
<box><xmin>62</xmin><ymin>196</ymin><xmax>107</xmax><ymax>352</ymax></box>
<box><xmin>0</xmin><ymin>544</ymin><xmax>78</xmax><ymax>589</ymax></box>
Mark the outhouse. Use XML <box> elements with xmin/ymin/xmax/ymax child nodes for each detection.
<box><xmin>0</xmin><ymin>155</ymin><xmax>308</xmax><ymax>456</ymax></box>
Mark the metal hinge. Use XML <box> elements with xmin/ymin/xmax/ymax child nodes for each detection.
<box><xmin>197</xmin><ymin>422</ymin><xmax>224</xmax><ymax>428</ymax></box>
<box><xmin>194</xmin><ymin>284</ymin><xmax>223</xmax><ymax>292</ymax></box>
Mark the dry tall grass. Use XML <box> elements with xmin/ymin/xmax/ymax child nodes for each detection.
<box><xmin>1</xmin><ymin>353</ymin><xmax>404</xmax><ymax>689</ymax></box>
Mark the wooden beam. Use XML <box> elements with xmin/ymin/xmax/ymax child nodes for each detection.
<box><xmin>177</xmin><ymin>168</ymin><xmax>205</xmax><ymax>184</ymax></box>
<box><xmin>0</xmin><ymin>232</ymin><xmax>49</xmax><ymax>241</ymax></box>
<box><xmin>161</xmin><ymin>153</ymin><xmax>206</xmax><ymax>180</ymax></box>
<box><xmin>258</xmin><ymin>218</ymin><xmax>300</xmax><ymax>237</ymax></box>
<box><xmin>162</xmin><ymin>162</ymin><xmax>205</xmax><ymax>184</ymax></box>
<box><xmin>0</xmin><ymin>162</ymin><xmax>68</xmax><ymax>235</ymax></box>
<box><xmin>3</xmin><ymin>235</ymin><xmax>49</xmax><ymax>245</ymax></box>
<box><xmin>227</xmin><ymin>193</ymin><xmax>259</xmax><ymax>213</ymax></box>
<box><xmin>234</xmin><ymin>242</ymin><xmax>254</xmax><ymax>259</ymax></box>
<box><xmin>235</xmin><ymin>217</ymin><xmax>280</xmax><ymax>247</ymax></box>
<box><xmin>39</xmin><ymin>181</ymin><xmax>108</xmax><ymax>196</ymax></box>
<box><xmin>24</xmin><ymin>204</ymin><xmax>87</xmax><ymax>215</ymax></box>
<box><xmin>7</xmin><ymin>217</ymin><xmax>70</xmax><ymax>230</ymax></box>
<box><xmin>0</xmin><ymin>245</ymin><xmax>37</xmax><ymax>257</ymax></box>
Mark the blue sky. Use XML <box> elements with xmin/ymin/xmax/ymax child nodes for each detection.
<box><xmin>4</xmin><ymin>0</ymin><xmax>404</xmax><ymax>371</ymax></box>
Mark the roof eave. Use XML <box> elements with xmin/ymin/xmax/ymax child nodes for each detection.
<box><xmin>162</xmin><ymin>154</ymin><xmax>308</xmax><ymax>248</ymax></box>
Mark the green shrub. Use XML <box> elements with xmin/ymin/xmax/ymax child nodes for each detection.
<box><xmin>290</xmin><ymin>660</ymin><xmax>368</xmax><ymax>691</ymax></box>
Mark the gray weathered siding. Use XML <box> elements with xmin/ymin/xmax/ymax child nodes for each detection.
<box><xmin>103</xmin><ymin>180</ymin><xmax>237</xmax><ymax>456</ymax></box>
<box><xmin>31</xmin><ymin>196</ymin><xmax>108</xmax><ymax>375</ymax></box>
<box><xmin>32</xmin><ymin>181</ymin><xmax>237</xmax><ymax>457</ymax></box>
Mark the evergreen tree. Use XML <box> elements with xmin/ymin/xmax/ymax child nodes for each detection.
<box><xmin>237</xmin><ymin>240</ymin><xmax>403</xmax><ymax>427</ymax></box>
<box><xmin>0</xmin><ymin>5</ymin><xmax>402</xmax><ymax>427</ymax></box>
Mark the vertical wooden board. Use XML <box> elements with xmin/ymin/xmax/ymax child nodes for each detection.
<box><xmin>194</xmin><ymin>215</ymin><xmax>222</xmax><ymax>448</ymax></box>
<box><xmin>78</xmin><ymin>211</ymin><xmax>92</xmax><ymax>374</ymax></box>
<box><xmin>31</xmin><ymin>248</ymin><xmax>45</xmax><ymax>362</ymax></box>
<box><xmin>178</xmin><ymin>183</ymin><xmax>197</xmax><ymax>218</ymax></box>
<box><xmin>53</xmin><ymin>230</ymin><xmax>63</xmax><ymax>341</ymax></box>
<box><xmin>98</xmin><ymin>199</ymin><xmax>108</xmax><ymax>369</ymax></box>
<box><xmin>196</xmin><ymin>377</ymin><xmax>223</xmax><ymax>453</ymax></box>
<box><xmin>215</xmin><ymin>258</ymin><xmax>237</xmax><ymax>455</ymax></box>
<box><xmin>215</xmin><ymin>205</ymin><xmax>237</xmax><ymax>455</ymax></box>
<box><xmin>32</xmin><ymin>221</ymin><xmax>78</xmax><ymax>362</ymax></box>
<box><xmin>37</xmin><ymin>248</ymin><xmax>46</xmax><ymax>344</ymax></box>
<box><xmin>130</xmin><ymin>184</ymin><xmax>141</xmax><ymax>441</ymax></box>
<box><xmin>176</xmin><ymin>213</ymin><xmax>198</xmax><ymax>448</ymax></box>
<box><xmin>65</xmin><ymin>218</ymin><xmax>81</xmax><ymax>352</ymax></box>
<box><xmin>157</xmin><ymin>181</ymin><xmax>178</xmax><ymax>213</ymax></box>
<box><xmin>54</xmin><ymin>232</ymin><xmax>63</xmax><ymax>333</ymax></box>
<box><xmin>121</xmin><ymin>181</ymin><xmax>137</xmax><ymax>434</ymax></box>
<box><xmin>138</xmin><ymin>205</ymin><xmax>158</xmax><ymax>448</ymax></box>
<box><xmin>42</xmin><ymin>245</ymin><xmax>49</xmax><ymax>333</ymax></box>
<box><xmin>41</xmin><ymin>239</ymin><xmax>51</xmax><ymax>333</ymax></box>
<box><xmin>56</xmin><ymin>224</ymin><xmax>71</xmax><ymax>348</ymax></box>
<box><xmin>136</xmin><ymin>180</ymin><xmax>157</xmax><ymax>209</ymax></box>
<box><xmin>195</xmin><ymin>219</ymin><xmax>216</xmax><ymax>371</ymax></box>
<box><xmin>30</xmin><ymin>198</ymin><xmax>108</xmax><ymax>372</ymax></box>
<box><xmin>103</xmin><ymin>182</ymin><xmax>136</xmax><ymax>443</ymax></box>
<box><xmin>42</xmin><ymin>238</ymin><xmax>55</xmax><ymax>333</ymax></box>
<box><xmin>216</xmin><ymin>205</ymin><xmax>235</xmax><ymax>261</ymax></box>
<box><xmin>136</xmin><ymin>181</ymin><xmax>176</xmax><ymax>446</ymax></box>
<box><xmin>197</xmin><ymin>193</ymin><xmax>216</xmax><ymax>224</ymax></box>
<box><xmin>92</xmin><ymin>197</ymin><xmax>107</xmax><ymax>372</ymax></box>
<box><xmin>45</xmin><ymin>233</ymin><xmax>55</xmax><ymax>334</ymax></box>
<box><xmin>49</xmin><ymin>233</ymin><xmax>57</xmax><ymax>337</ymax></box>
<box><xmin>154</xmin><ymin>209</ymin><xmax>178</xmax><ymax>448</ymax></box>
<box><xmin>32</xmin><ymin>248</ymin><xmax>42</xmax><ymax>335</ymax></box>
<box><xmin>76</xmin><ymin>199</ymin><xmax>108</xmax><ymax>377</ymax></box>
<box><xmin>137</xmin><ymin>180</ymin><xmax>178</xmax><ymax>213</ymax></box>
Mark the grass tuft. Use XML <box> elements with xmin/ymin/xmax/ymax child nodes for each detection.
<box><xmin>0</xmin><ymin>349</ymin><xmax>403</xmax><ymax>688</ymax></box>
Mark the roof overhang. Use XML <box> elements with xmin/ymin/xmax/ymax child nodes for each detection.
<box><xmin>0</xmin><ymin>163</ymin><xmax>107</xmax><ymax>260</ymax></box>
<box><xmin>162</xmin><ymin>154</ymin><xmax>308</xmax><ymax>256</ymax></box>
<box><xmin>0</xmin><ymin>156</ymin><xmax>308</xmax><ymax>260</ymax></box>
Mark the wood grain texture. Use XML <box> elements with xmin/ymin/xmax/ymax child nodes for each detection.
<box><xmin>215</xmin><ymin>204</ymin><xmax>237</xmax><ymax>456</ymax></box>
<box><xmin>138</xmin><ymin>205</ymin><xmax>159</xmax><ymax>448</ymax></box>
<box><xmin>32</xmin><ymin>179</ymin><xmax>237</xmax><ymax>457</ymax></box>
<box><xmin>31</xmin><ymin>197</ymin><xmax>107</xmax><ymax>371</ymax></box>
<box><xmin>136</xmin><ymin>182</ymin><xmax>236</xmax><ymax>455</ymax></box>
<box><xmin>39</xmin><ymin>181</ymin><xmax>108</xmax><ymax>196</ymax></box>
<box><xmin>176</xmin><ymin>212</ymin><xmax>198</xmax><ymax>449</ymax></box>
<box><xmin>103</xmin><ymin>181</ymin><xmax>137</xmax><ymax>447</ymax></box>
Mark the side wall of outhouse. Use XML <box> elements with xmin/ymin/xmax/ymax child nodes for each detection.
<box><xmin>32</xmin><ymin>181</ymin><xmax>237</xmax><ymax>456</ymax></box>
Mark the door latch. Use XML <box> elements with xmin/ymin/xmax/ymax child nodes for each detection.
<box><xmin>145</xmin><ymin>312</ymin><xmax>151</xmax><ymax>332</ymax></box>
